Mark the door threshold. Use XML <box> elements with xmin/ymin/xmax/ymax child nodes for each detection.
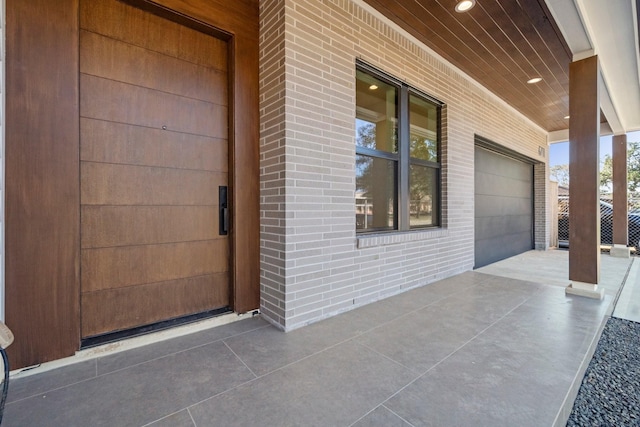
<box><xmin>81</xmin><ymin>307</ymin><xmax>232</xmax><ymax>349</ymax></box>
<box><xmin>12</xmin><ymin>310</ymin><xmax>258</xmax><ymax>378</ymax></box>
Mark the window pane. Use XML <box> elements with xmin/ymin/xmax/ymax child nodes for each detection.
<box><xmin>409</xmin><ymin>164</ymin><xmax>438</xmax><ymax>228</ymax></box>
<box><xmin>356</xmin><ymin>154</ymin><xmax>397</xmax><ymax>231</ymax></box>
<box><xmin>356</xmin><ymin>70</ymin><xmax>398</xmax><ymax>153</ymax></box>
<box><xmin>409</xmin><ymin>94</ymin><xmax>438</xmax><ymax>162</ymax></box>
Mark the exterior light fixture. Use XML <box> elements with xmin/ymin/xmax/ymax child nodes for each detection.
<box><xmin>455</xmin><ymin>0</ymin><xmax>476</xmax><ymax>13</ymax></box>
<box><xmin>527</xmin><ymin>77</ymin><xmax>543</xmax><ymax>84</ymax></box>
<box><xmin>369</xmin><ymin>84</ymin><xmax>378</xmax><ymax>90</ymax></box>
<box><xmin>564</xmin><ymin>115</ymin><xmax>570</xmax><ymax>119</ymax></box>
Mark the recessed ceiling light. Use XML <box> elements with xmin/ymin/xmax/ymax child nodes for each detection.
<box><xmin>527</xmin><ymin>77</ymin><xmax>543</xmax><ymax>84</ymax></box>
<box><xmin>369</xmin><ymin>84</ymin><xmax>378</xmax><ymax>90</ymax></box>
<box><xmin>455</xmin><ymin>0</ymin><xmax>476</xmax><ymax>13</ymax></box>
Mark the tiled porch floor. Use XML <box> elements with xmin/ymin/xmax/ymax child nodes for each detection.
<box><xmin>3</xmin><ymin>250</ymin><xmax>635</xmax><ymax>426</ymax></box>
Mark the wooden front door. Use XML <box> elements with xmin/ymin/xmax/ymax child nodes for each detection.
<box><xmin>79</xmin><ymin>0</ymin><xmax>230</xmax><ymax>338</ymax></box>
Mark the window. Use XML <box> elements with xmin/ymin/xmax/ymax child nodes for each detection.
<box><xmin>355</xmin><ymin>63</ymin><xmax>441</xmax><ymax>233</ymax></box>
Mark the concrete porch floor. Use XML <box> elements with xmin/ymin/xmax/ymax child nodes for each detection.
<box><xmin>2</xmin><ymin>249</ymin><xmax>637</xmax><ymax>426</ymax></box>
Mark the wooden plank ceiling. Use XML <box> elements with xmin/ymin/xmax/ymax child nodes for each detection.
<box><xmin>363</xmin><ymin>0</ymin><xmax>574</xmax><ymax>132</ymax></box>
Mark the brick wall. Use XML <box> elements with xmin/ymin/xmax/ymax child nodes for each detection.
<box><xmin>535</xmin><ymin>161</ymin><xmax>550</xmax><ymax>250</ymax></box>
<box><xmin>259</xmin><ymin>0</ymin><xmax>288</xmax><ymax>325</ymax></box>
<box><xmin>259</xmin><ymin>0</ymin><xmax>548</xmax><ymax>330</ymax></box>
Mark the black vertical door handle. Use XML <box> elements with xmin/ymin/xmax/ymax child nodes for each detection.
<box><xmin>219</xmin><ymin>186</ymin><xmax>228</xmax><ymax>235</ymax></box>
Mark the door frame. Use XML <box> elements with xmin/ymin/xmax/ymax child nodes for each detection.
<box><xmin>5</xmin><ymin>0</ymin><xmax>259</xmax><ymax>369</ymax></box>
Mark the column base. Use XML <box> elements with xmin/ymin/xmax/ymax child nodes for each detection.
<box><xmin>565</xmin><ymin>281</ymin><xmax>605</xmax><ymax>300</ymax></box>
<box><xmin>610</xmin><ymin>244</ymin><xmax>631</xmax><ymax>258</ymax></box>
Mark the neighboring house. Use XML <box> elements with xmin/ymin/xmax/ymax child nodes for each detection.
<box><xmin>2</xmin><ymin>0</ymin><xmax>638</xmax><ymax>369</ymax></box>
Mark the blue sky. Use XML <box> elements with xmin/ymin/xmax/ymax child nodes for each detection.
<box><xmin>550</xmin><ymin>130</ymin><xmax>640</xmax><ymax>167</ymax></box>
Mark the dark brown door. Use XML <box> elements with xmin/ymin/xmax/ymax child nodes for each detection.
<box><xmin>79</xmin><ymin>0</ymin><xmax>230</xmax><ymax>338</ymax></box>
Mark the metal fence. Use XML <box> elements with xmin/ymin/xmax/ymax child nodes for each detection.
<box><xmin>558</xmin><ymin>194</ymin><xmax>640</xmax><ymax>249</ymax></box>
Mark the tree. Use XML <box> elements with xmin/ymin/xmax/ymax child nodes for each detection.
<box><xmin>600</xmin><ymin>142</ymin><xmax>640</xmax><ymax>192</ymax></box>
<box><xmin>355</xmin><ymin>122</ymin><xmax>380</xmax><ymax>196</ymax></box>
<box><xmin>551</xmin><ymin>164</ymin><xmax>570</xmax><ymax>187</ymax></box>
<box><xmin>356</xmin><ymin>122</ymin><xmax>436</xmax><ymax>224</ymax></box>
<box><xmin>408</xmin><ymin>133</ymin><xmax>437</xmax><ymax>219</ymax></box>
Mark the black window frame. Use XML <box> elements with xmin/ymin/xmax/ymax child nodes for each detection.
<box><xmin>356</xmin><ymin>61</ymin><xmax>442</xmax><ymax>233</ymax></box>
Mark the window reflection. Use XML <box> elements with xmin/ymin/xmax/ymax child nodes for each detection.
<box><xmin>355</xmin><ymin>70</ymin><xmax>398</xmax><ymax>154</ymax></box>
<box><xmin>355</xmin><ymin>64</ymin><xmax>441</xmax><ymax>233</ymax></box>
<box><xmin>356</xmin><ymin>155</ymin><xmax>396</xmax><ymax>231</ymax></box>
<box><xmin>409</xmin><ymin>164</ymin><xmax>438</xmax><ymax>228</ymax></box>
<box><xmin>409</xmin><ymin>94</ymin><xmax>438</xmax><ymax>162</ymax></box>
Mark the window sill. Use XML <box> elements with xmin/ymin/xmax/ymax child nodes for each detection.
<box><xmin>356</xmin><ymin>228</ymin><xmax>449</xmax><ymax>249</ymax></box>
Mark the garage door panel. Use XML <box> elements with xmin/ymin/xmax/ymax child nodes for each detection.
<box><xmin>81</xmin><ymin>119</ymin><xmax>226</xmax><ymax>172</ymax></box>
<box><xmin>81</xmin><ymin>74</ymin><xmax>227</xmax><ymax>138</ymax></box>
<box><xmin>474</xmin><ymin>146</ymin><xmax>533</xmax><ymax>268</ymax></box>
<box><xmin>81</xmin><ymin>0</ymin><xmax>227</xmax><ymax>70</ymax></box>
<box><xmin>478</xmin><ymin>160</ymin><xmax>529</xmax><ymax>181</ymax></box>
<box><xmin>82</xmin><ymin>240</ymin><xmax>229</xmax><ymax>292</ymax></box>
<box><xmin>476</xmin><ymin>148</ymin><xmax>532</xmax><ymax>181</ymax></box>
<box><xmin>475</xmin><ymin>172</ymin><xmax>532</xmax><ymax>198</ymax></box>
<box><xmin>475</xmin><ymin>215</ymin><xmax>533</xmax><ymax>241</ymax></box>
<box><xmin>81</xmin><ymin>205</ymin><xmax>219</xmax><ymax>249</ymax></box>
<box><xmin>80</xmin><ymin>30</ymin><xmax>227</xmax><ymax>105</ymax></box>
<box><xmin>475</xmin><ymin>194</ymin><xmax>532</xmax><ymax>217</ymax></box>
<box><xmin>81</xmin><ymin>273</ymin><xmax>230</xmax><ymax>337</ymax></box>
<box><xmin>475</xmin><ymin>231</ymin><xmax>534</xmax><ymax>267</ymax></box>
<box><xmin>81</xmin><ymin>162</ymin><xmax>224</xmax><ymax>206</ymax></box>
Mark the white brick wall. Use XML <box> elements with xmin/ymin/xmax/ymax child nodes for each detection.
<box><xmin>260</xmin><ymin>0</ymin><xmax>548</xmax><ymax>330</ymax></box>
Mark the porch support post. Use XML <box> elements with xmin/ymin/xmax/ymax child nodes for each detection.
<box><xmin>566</xmin><ymin>55</ymin><xmax>604</xmax><ymax>299</ymax></box>
<box><xmin>611</xmin><ymin>134</ymin><xmax>630</xmax><ymax>258</ymax></box>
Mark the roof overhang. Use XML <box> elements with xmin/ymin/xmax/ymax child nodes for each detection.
<box><xmin>547</xmin><ymin>0</ymin><xmax>640</xmax><ymax>142</ymax></box>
